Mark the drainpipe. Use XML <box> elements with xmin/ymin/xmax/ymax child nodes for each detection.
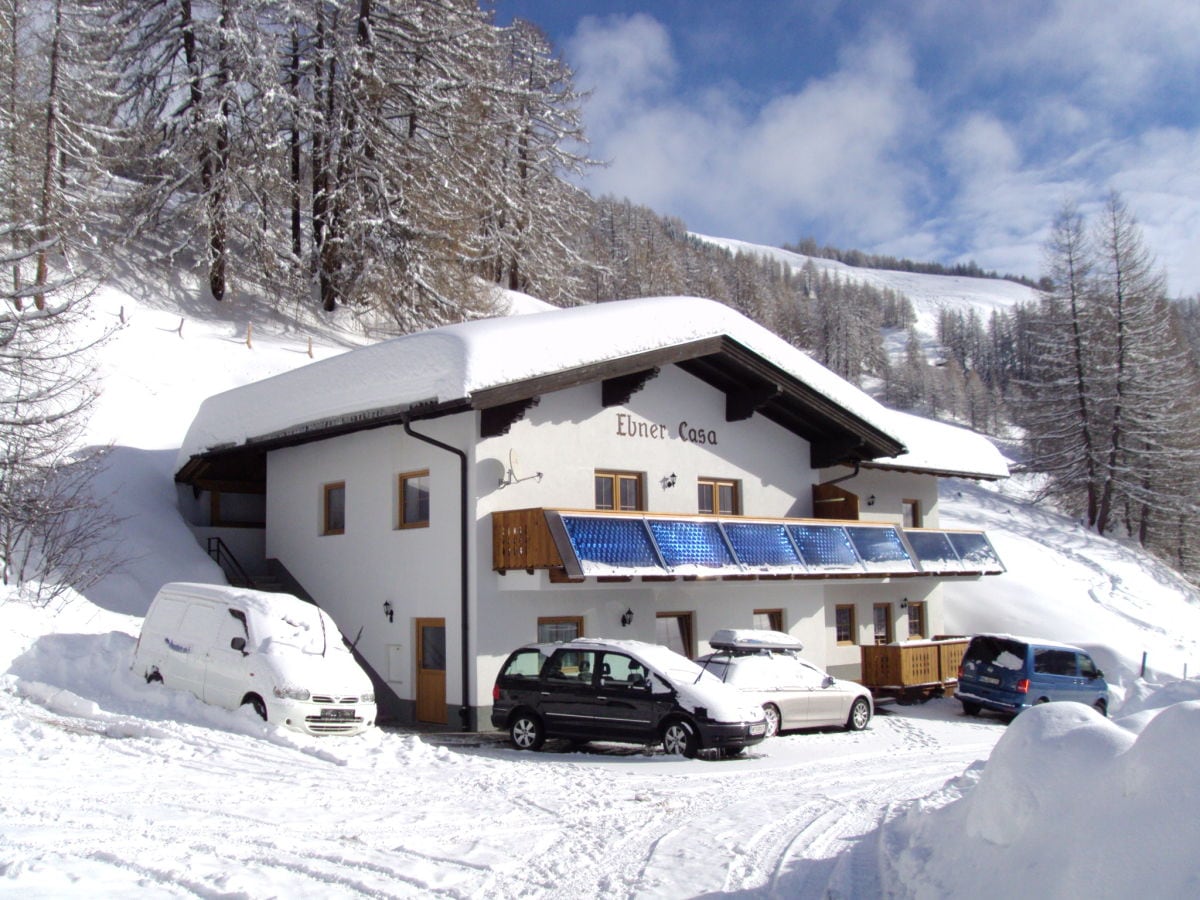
<box><xmin>402</xmin><ymin>415</ymin><xmax>472</xmax><ymax>732</ymax></box>
<box><xmin>821</xmin><ymin>461</ymin><xmax>861</xmax><ymax>486</ymax></box>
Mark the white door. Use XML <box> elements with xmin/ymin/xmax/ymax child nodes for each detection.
<box><xmin>204</xmin><ymin>607</ymin><xmax>253</xmax><ymax>710</ymax></box>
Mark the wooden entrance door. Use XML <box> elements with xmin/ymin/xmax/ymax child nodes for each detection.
<box><xmin>415</xmin><ymin>618</ymin><xmax>447</xmax><ymax>725</ymax></box>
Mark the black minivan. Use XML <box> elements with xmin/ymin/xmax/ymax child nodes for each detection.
<box><xmin>490</xmin><ymin>638</ymin><xmax>767</xmax><ymax>758</ymax></box>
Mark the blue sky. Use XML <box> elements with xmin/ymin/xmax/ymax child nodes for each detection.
<box><xmin>488</xmin><ymin>1</ymin><xmax>1200</xmax><ymax>294</ymax></box>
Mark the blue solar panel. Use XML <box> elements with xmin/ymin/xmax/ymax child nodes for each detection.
<box><xmin>947</xmin><ymin>532</ymin><xmax>1002</xmax><ymax>569</ymax></box>
<box><xmin>723</xmin><ymin>523</ymin><xmax>803</xmax><ymax>568</ymax></box>
<box><xmin>561</xmin><ymin>516</ymin><xmax>660</xmax><ymax>569</ymax></box>
<box><xmin>647</xmin><ymin>520</ymin><xmax>734</xmax><ymax>569</ymax></box>
<box><xmin>787</xmin><ymin>524</ymin><xmax>860</xmax><ymax>568</ymax></box>
<box><xmin>845</xmin><ymin>526</ymin><xmax>912</xmax><ymax>565</ymax></box>
<box><xmin>905</xmin><ymin>531</ymin><xmax>960</xmax><ymax>569</ymax></box>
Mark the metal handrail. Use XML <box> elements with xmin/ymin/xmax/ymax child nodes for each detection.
<box><xmin>206</xmin><ymin>536</ymin><xmax>253</xmax><ymax>588</ymax></box>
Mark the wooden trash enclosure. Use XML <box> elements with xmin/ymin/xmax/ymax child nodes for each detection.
<box><xmin>860</xmin><ymin>636</ymin><xmax>969</xmax><ymax>701</ymax></box>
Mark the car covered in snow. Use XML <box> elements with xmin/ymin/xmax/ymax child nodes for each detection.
<box><xmin>133</xmin><ymin>582</ymin><xmax>376</xmax><ymax>735</ymax></box>
<box><xmin>956</xmin><ymin>633</ymin><xmax>1109</xmax><ymax>718</ymax></box>
<box><xmin>695</xmin><ymin>629</ymin><xmax>873</xmax><ymax>736</ymax></box>
<box><xmin>490</xmin><ymin>638</ymin><xmax>768</xmax><ymax>758</ymax></box>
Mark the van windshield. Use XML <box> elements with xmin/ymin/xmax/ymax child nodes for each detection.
<box><xmin>252</xmin><ymin>606</ymin><xmax>344</xmax><ymax>656</ymax></box>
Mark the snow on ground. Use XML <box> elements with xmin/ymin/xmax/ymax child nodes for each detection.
<box><xmin>3</xmin><ymin>261</ymin><xmax>1200</xmax><ymax>896</ymax></box>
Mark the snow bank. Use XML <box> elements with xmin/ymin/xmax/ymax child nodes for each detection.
<box><xmin>886</xmin><ymin>697</ymin><xmax>1200</xmax><ymax>898</ymax></box>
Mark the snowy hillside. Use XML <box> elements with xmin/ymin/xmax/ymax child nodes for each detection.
<box><xmin>695</xmin><ymin>233</ymin><xmax>1042</xmax><ymax>339</ymax></box>
<box><xmin>3</xmin><ymin>258</ymin><xmax>1200</xmax><ymax>896</ymax></box>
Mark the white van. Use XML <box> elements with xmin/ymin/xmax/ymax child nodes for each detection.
<box><xmin>133</xmin><ymin>582</ymin><xmax>376</xmax><ymax>735</ymax></box>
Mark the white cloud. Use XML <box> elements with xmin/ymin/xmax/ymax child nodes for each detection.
<box><xmin>560</xmin><ymin>7</ymin><xmax>1200</xmax><ymax>294</ymax></box>
<box><xmin>569</xmin><ymin>18</ymin><xmax>927</xmax><ymax>246</ymax></box>
<box><xmin>567</xmin><ymin>14</ymin><xmax>677</xmax><ymax>134</ymax></box>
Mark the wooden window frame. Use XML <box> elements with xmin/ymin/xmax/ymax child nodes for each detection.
<box><xmin>873</xmin><ymin>602</ymin><xmax>894</xmax><ymax>645</ymax></box>
<box><xmin>322</xmin><ymin>481</ymin><xmax>345</xmax><ymax>536</ymax></box>
<box><xmin>902</xmin><ymin>498</ymin><xmax>922</xmax><ymax>529</ymax></box>
<box><xmin>907</xmin><ymin>601</ymin><xmax>926</xmax><ymax>640</ymax></box>
<box><xmin>594</xmin><ymin>470</ymin><xmax>645</xmax><ymax>511</ymax></box>
<box><xmin>697</xmin><ymin>477</ymin><xmax>741</xmax><ymax>515</ymax></box>
<box><xmin>753</xmin><ymin>608</ymin><xmax>784</xmax><ymax>632</ymax></box>
<box><xmin>537</xmin><ymin>615</ymin><xmax>584</xmax><ymax>643</ymax></box>
<box><xmin>398</xmin><ymin>469</ymin><xmax>431</xmax><ymax>530</ymax></box>
<box><xmin>835</xmin><ymin>604</ymin><xmax>856</xmax><ymax>645</ymax></box>
<box><xmin>655</xmin><ymin>611</ymin><xmax>695</xmax><ymax>659</ymax></box>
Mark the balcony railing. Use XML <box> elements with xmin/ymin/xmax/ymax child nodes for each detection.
<box><xmin>491</xmin><ymin>508</ymin><xmax>1005</xmax><ymax>581</ymax></box>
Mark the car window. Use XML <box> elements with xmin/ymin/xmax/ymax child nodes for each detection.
<box><xmin>599</xmin><ymin>652</ymin><xmax>649</xmax><ymax>689</ymax></box>
<box><xmin>1077</xmin><ymin>653</ymin><xmax>1100</xmax><ymax>678</ymax></box>
<box><xmin>545</xmin><ymin>649</ymin><xmax>598</xmax><ymax>685</ymax></box>
<box><xmin>1034</xmin><ymin>648</ymin><xmax>1078</xmax><ymax>676</ymax></box>
<box><xmin>795</xmin><ymin>660</ymin><xmax>829</xmax><ymax>687</ymax></box>
<box><xmin>500</xmin><ymin>648</ymin><xmax>545</xmax><ymax>680</ymax></box>
<box><xmin>963</xmin><ymin>636</ymin><xmax>1027</xmax><ymax>670</ymax></box>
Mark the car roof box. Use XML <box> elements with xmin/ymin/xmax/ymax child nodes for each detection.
<box><xmin>709</xmin><ymin>629</ymin><xmax>804</xmax><ymax>652</ymax></box>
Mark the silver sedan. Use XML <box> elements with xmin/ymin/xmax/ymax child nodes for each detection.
<box><xmin>696</xmin><ymin>651</ymin><xmax>873</xmax><ymax>737</ymax></box>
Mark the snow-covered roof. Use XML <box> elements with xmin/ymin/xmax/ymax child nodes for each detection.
<box><xmin>862</xmin><ymin>409</ymin><xmax>1010</xmax><ymax>481</ymax></box>
<box><xmin>176</xmin><ymin>297</ymin><xmax>909</xmax><ymax>472</ymax></box>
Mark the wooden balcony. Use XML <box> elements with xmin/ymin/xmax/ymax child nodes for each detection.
<box><xmin>493</xmin><ymin>508</ymin><xmax>565</xmax><ymax>573</ymax></box>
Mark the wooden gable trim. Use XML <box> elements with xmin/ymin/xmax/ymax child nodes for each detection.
<box><xmin>480</xmin><ymin>398</ymin><xmax>540</xmax><ymax>438</ymax></box>
<box><xmin>601</xmin><ymin>368</ymin><xmax>660</xmax><ymax>407</ymax></box>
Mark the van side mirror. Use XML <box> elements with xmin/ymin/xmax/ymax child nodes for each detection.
<box><xmin>231</xmin><ymin>636</ymin><xmax>247</xmax><ymax>655</ymax></box>
<box><xmin>822</xmin><ymin>675</ymin><xmax>836</xmax><ymax>688</ymax></box>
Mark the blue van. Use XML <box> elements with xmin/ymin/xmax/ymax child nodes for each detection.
<box><xmin>956</xmin><ymin>633</ymin><xmax>1109</xmax><ymax>718</ymax></box>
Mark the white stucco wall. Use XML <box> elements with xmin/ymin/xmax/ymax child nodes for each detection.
<box><xmin>259</xmin><ymin>362</ymin><xmax>966</xmax><ymax>722</ymax></box>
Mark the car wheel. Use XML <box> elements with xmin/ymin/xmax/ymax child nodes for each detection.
<box><xmin>846</xmin><ymin>697</ymin><xmax>871</xmax><ymax>731</ymax></box>
<box><xmin>1093</xmin><ymin>698</ymin><xmax>1108</xmax><ymax>717</ymax></box>
<box><xmin>509</xmin><ymin>711</ymin><xmax>545</xmax><ymax>751</ymax></box>
<box><xmin>242</xmin><ymin>694</ymin><xmax>267</xmax><ymax>721</ymax></box>
<box><xmin>961</xmin><ymin>700</ymin><xmax>981</xmax><ymax>717</ymax></box>
<box><xmin>662</xmin><ymin>719</ymin><xmax>698</xmax><ymax>758</ymax></box>
<box><xmin>762</xmin><ymin>703</ymin><xmax>781</xmax><ymax>738</ymax></box>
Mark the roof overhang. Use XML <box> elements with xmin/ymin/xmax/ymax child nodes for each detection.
<box><xmin>177</xmin><ymin>335</ymin><xmax>906</xmax><ymax>489</ymax></box>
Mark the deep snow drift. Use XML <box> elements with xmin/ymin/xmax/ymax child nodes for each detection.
<box><xmin>3</xmin><ymin>253</ymin><xmax>1200</xmax><ymax>896</ymax></box>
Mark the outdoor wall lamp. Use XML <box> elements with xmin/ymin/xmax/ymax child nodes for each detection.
<box><xmin>867</xmin><ymin>494</ymin><xmax>876</xmax><ymax>506</ymax></box>
<box><xmin>383</xmin><ymin>600</ymin><xmax>394</xmax><ymax>623</ymax></box>
<box><xmin>900</xmin><ymin>598</ymin><xmax>908</xmax><ymax>609</ymax></box>
<box><xmin>662</xmin><ymin>473</ymin><xmax>677</xmax><ymax>489</ymax></box>
<box><xmin>621</xmin><ymin>608</ymin><xmax>634</xmax><ymax>627</ymax></box>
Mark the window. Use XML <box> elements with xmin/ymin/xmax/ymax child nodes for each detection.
<box><xmin>873</xmin><ymin>603</ymin><xmax>894</xmax><ymax>645</ymax></box>
<box><xmin>323</xmin><ymin>481</ymin><xmax>345</xmax><ymax>535</ymax></box>
<box><xmin>595</xmin><ymin>470</ymin><xmax>644</xmax><ymax>511</ymax></box>
<box><xmin>537</xmin><ymin>616</ymin><xmax>583</xmax><ymax>643</ymax></box>
<box><xmin>398</xmin><ymin>469</ymin><xmax>430</xmax><ymax>529</ymax></box>
<box><xmin>902</xmin><ymin>499</ymin><xmax>922</xmax><ymax>529</ymax></box>
<box><xmin>655</xmin><ymin>611</ymin><xmax>695</xmax><ymax>659</ymax></box>
<box><xmin>753</xmin><ymin>609</ymin><xmax>784</xmax><ymax>632</ymax></box>
<box><xmin>907</xmin><ymin>602</ymin><xmax>926</xmax><ymax>639</ymax></box>
<box><xmin>545</xmin><ymin>648</ymin><xmax>598</xmax><ymax>684</ymax></box>
<box><xmin>835</xmin><ymin>605</ymin><xmax>856</xmax><ymax>644</ymax></box>
<box><xmin>698</xmin><ymin>478</ymin><xmax>740</xmax><ymax>515</ymax></box>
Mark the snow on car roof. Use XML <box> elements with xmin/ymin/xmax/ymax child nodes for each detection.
<box><xmin>708</xmin><ymin>629</ymin><xmax>804</xmax><ymax>651</ymax></box>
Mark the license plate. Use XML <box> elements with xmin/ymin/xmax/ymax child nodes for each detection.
<box><xmin>319</xmin><ymin>708</ymin><xmax>356</xmax><ymax>720</ymax></box>
<box><xmin>980</xmin><ymin>676</ymin><xmax>1000</xmax><ymax>685</ymax></box>
<box><xmin>749</xmin><ymin>723</ymin><xmax>766</xmax><ymax>736</ymax></box>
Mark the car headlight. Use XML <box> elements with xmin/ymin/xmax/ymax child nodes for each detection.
<box><xmin>273</xmin><ymin>685</ymin><xmax>311</xmax><ymax>701</ymax></box>
<box><xmin>361</xmin><ymin>692</ymin><xmax>375</xmax><ymax>703</ymax></box>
